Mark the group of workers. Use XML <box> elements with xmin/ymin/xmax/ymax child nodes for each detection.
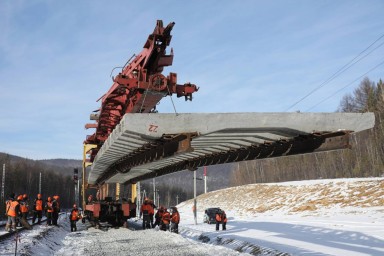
<box><xmin>5</xmin><ymin>193</ymin><xmax>227</xmax><ymax>234</ymax></box>
<box><xmin>140</xmin><ymin>198</ymin><xmax>180</xmax><ymax>233</ymax></box>
<box><xmin>4</xmin><ymin>192</ymin><xmax>61</xmax><ymax>232</ymax></box>
<box><xmin>140</xmin><ymin>198</ymin><xmax>228</xmax><ymax>233</ymax></box>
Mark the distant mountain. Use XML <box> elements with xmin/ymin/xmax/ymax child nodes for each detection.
<box><xmin>0</xmin><ymin>153</ymin><xmax>81</xmax><ymax>177</ymax></box>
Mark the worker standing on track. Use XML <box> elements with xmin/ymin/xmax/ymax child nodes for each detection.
<box><xmin>170</xmin><ymin>206</ymin><xmax>180</xmax><ymax>234</ymax></box>
<box><xmin>52</xmin><ymin>195</ymin><xmax>60</xmax><ymax>226</ymax></box>
<box><xmin>5</xmin><ymin>193</ymin><xmax>19</xmax><ymax>232</ymax></box>
<box><xmin>160</xmin><ymin>208</ymin><xmax>171</xmax><ymax>231</ymax></box>
<box><xmin>140</xmin><ymin>198</ymin><xmax>152</xmax><ymax>229</ymax></box>
<box><xmin>20</xmin><ymin>194</ymin><xmax>30</xmax><ymax>225</ymax></box>
<box><xmin>153</xmin><ymin>206</ymin><xmax>164</xmax><ymax>228</ymax></box>
<box><xmin>149</xmin><ymin>199</ymin><xmax>156</xmax><ymax>228</ymax></box>
<box><xmin>69</xmin><ymin>204</ymin><xmax>81</xmax><ymax>232</ymax></box>
<box><xmin>32</xmin><ymin>193</ymin><xmax>43</xmax><ymax>224</ymax></box>
<box><xmin>45</xmin><ymin>196</ymin><xmax>54</xmax><ymax>226</ymax></box>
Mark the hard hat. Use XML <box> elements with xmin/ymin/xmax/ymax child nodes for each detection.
<box><xmin>53</xmin><ymin>195</ymin><xmax>59</xmax><ymax>200</ymax></box>
<box><xmin>17</xmin><ymin>195</ymin><xmax>23</xmax><ymax>200</ymax></box>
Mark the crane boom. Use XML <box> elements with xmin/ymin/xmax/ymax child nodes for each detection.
<box><xmin>85</xmin><ymin>20</ymin><xmax>198</xmax><ymax>162</ymax></box>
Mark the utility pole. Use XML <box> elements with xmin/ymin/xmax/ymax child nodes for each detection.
<box><xmin>155</xmin><ymin>189</ymin><xmax>159</xmax><ymax>207</ymax></box>
<box><xmin>153</xmin><ymin>178</ymin><xmax>156</xmax><ymax>203</ymax></box>
<box><xmin>204</xmin><ymin>166</ymin><xmax>207</xmax><ymax>193</ymax></box>
<box><xmin>39</xmin><ymin>172</ymin><xmax>42</xmax><ymax>194</ymax></box>
<box><xmin>74</xmin><ymin>168</ymin><xmax>79</xmax><ymax>206</ymax></box>
<box><xmin>193</xmin><ymin>170</ymin><xmax>197</xmax><ymax>225</ymax></box>
<box><xmin>136</xmin><ymin>182</ymin><xmax>141</xmax><ymax>217</ymax></box>
<box><xmin>1</xmin><ymin>164</ymin><xmax>5</xmax><ymax>204</ymax></box>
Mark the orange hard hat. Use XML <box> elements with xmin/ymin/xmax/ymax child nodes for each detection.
<box><xmin>17</xmin><ymin>195</ymin><xmax>23</xmax><ymax>200</ymax></box>
<box><xmin>53</xmin><ymin>195</ymin><xmax>59</xmax><ymax>200</ymax></box>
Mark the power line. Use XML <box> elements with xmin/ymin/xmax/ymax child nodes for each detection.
<box><xmin>285</xmin><ymin>32</ymin><xmax>384</xmax><ymax>111</ymax></box>
<box><xmin>305</xmin><ymin>59</ymin><xmax>384</xmax><ymax>112</ymax></box>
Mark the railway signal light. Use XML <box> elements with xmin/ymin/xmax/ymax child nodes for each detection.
<box><xmin>74</xmin><ymin>168</ymin><xmax>79</xmax><ymax>184</ymax></box>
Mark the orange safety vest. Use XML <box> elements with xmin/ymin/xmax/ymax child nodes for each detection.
<box><xmin>71</xmin><ymin>209</ymin><xmax>79</xmax><ymax>221</ymax></box>
<box><xmin>149</xmin><ymin>204</ymin><xmax>154</xmax><ymax>215</ymax></box>
<box><xmin>216</xmin><ymin>212</ymin><xmax>227</xmax><ymax>223</ymax></box>
<box><xmin>171</xmin><ymin>212</ymin><xmax>180</xmax><ymax>224</ymax></box>
<box><xmin>46</xmin><ymin>202</ymin><xmax>53</xmax><ymax>212</ymax></box>
<box><xmin>215</xmin><ymin>213</ymin><xmax>222</xmax><ymax>222</ymax></box>
<box><xmin>222</xmin><ymin>213</ymin><xmax>227</xmax><ymax>223</ymax></box>
<box><xmin>20</xmin><ymin>201</ymin><xmax>29</xmax><ymax>213</ymax></box>
<box><xmin>7</xmin><ymin>200</ymin><xmax>19</xmax><ymax>217</ymax></box>
<box><xmin>162</xmin><ymin>211</ymin><xmax>171</xmax><ymax>225</ymax></box>
<box><xmin>141</xmin><ymin>203</ymin><xmax>152</xmax><ymax>215</ymax></box>
<box><xmin>35</xmin><ymin>199</ymin><xmax>43</xmax><ymax>211</ymax></box>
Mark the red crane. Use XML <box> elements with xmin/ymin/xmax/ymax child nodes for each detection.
<box><xmin>85</xmin><ymin>20</ymin><xmax>198</xmax><ymax>161</ymax></box>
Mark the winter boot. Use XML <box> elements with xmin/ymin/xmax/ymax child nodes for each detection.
<box><xmin>12</xmin><ymin>224</ymin><xmax>17</xmax><ymax>231</ymax></box>
<box><xmin>5</xmin><ymin>224</ymin><xmax>11</xmax><ymax>232</ymax></box>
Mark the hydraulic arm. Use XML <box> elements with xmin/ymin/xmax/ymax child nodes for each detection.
<box><xmin>84</xmin><ymin>20</ymin><xmax>198</xmax><ymax>162</ymax></box>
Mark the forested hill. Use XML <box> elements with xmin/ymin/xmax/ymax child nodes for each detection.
<box><xmin>38</xmin><ymin>159</ymin><xmax>82</xmax><ymax>174</ymax></box>
<box><xmin>0</xmin><ymin>153</ymin><xmax>81</xmax><ymax>215</ymax></box>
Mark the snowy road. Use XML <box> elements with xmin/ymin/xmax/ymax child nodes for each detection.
<box><xmin>0</xmin><ymin>215</ymin><xmax>247</xmax><ymax>256</ymax></box>
<box><xmin>55</xmin><ymin>227</ymin><xmax>245</xmax><ymax>256</ymax></box>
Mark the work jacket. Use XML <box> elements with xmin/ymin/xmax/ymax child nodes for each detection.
<box><xmin>20</xmin><ymin>200</ymin><xmax>29</xmax><ymax>213</ymax></box>
<box><xmin>34</xmin><ymin>198</ymin><xmax>43</xmax><ymax>211</ymax></box>
<box><xmin>171</xmin><ymin>211</ymin><xmax>180</xmax><ymax>224</ymax></box>
<box><xmin>162</xmin><ymin>211</ymin><xmax>171</xmax><ymax>225</ymax></box>
<box><xmin>7</xmin><ymin>200</ymin><xmax>20</xmax><ymax>217</ymax></box>
<box><xmin>140</xmin><ymin>203</ymin><xmax>152</xmax><ymax>215</ymax></box>
<box><xmin>46</xmin><ymin>201</ymin><xmax>54</xmax><ymax>213</ymax></box>
<box><xmin>70</xmin><ymin>209</ymin><xmax>80</xmax><ymax>221</ymax></box>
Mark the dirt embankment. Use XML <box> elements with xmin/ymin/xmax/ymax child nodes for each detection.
<box><xmin>182</xmin><ymin>178</ymin><xmax>384</xmax><ymax>216</ymax></box>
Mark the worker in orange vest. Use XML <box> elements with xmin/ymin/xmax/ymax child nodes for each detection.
<box><xmin>32</xmin><ymin>193</ymin><xmax>43</xmax><ymax>224</ymax></box>
<box><xmin>170</xmin><ymin>206</ymin><xmax>180</xmax><ymax>234</ymax></box>
<box><xmin>149</xmin><ymin>199</ymin><xmax>156</xmax><ymax>228</ymax></box>
<box><xmin>45</xmin><ymin>197</ymin><xmax>54</xmax><ymax>226</ymax></box>
<box><xmin>161</xmin><ymin>208</ymin><xmax>171</xmax><ymax>231</ymax></box>
<box><xmin>153</xmin><ymin>206</ymin><xmax>164</xmax><ymax>228</ymax></box>
<box><xmin>215</xmin><ymin>209</ymin><xmax>227</xmax><ymax>231</ymax></box>
<box><xmin>20</xmin><ymin>194</ymin><xmax>30</xmax><ymax>225</ymax></box>
<box><xmin>5</xmin><ymin>193</ymin><xmax>20</xmax><ymax>232</ymax></box>
<box><xmin>69</xmin><ymin>204</ymin><xmax>81</xmax><ymax>232</ymax></box>
<box><xmin>140</xmin><ymin>198</ymin><xmax>152</xmax><ymax>229</ymax></box>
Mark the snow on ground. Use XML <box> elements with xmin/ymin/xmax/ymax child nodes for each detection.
<box><xmin>177</xmin><ymin>177</ymin><xmax>384</xmax><ymax>255</ymax></box>
<box><xmin>0</xmin><ymin>177</ymin><xmax>383</xmax><ymax>255</ymax></box>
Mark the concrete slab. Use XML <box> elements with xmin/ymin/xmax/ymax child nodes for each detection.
<box><xmin>88</xmin><ymin>112</ymin><xmax>375</xmax><ymax>184</ymax></box>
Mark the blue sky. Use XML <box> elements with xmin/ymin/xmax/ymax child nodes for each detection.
<box><xmin>0</xmin><ymin>0</ymin><xmax>383</xmax><ymax>160</ymax></box>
